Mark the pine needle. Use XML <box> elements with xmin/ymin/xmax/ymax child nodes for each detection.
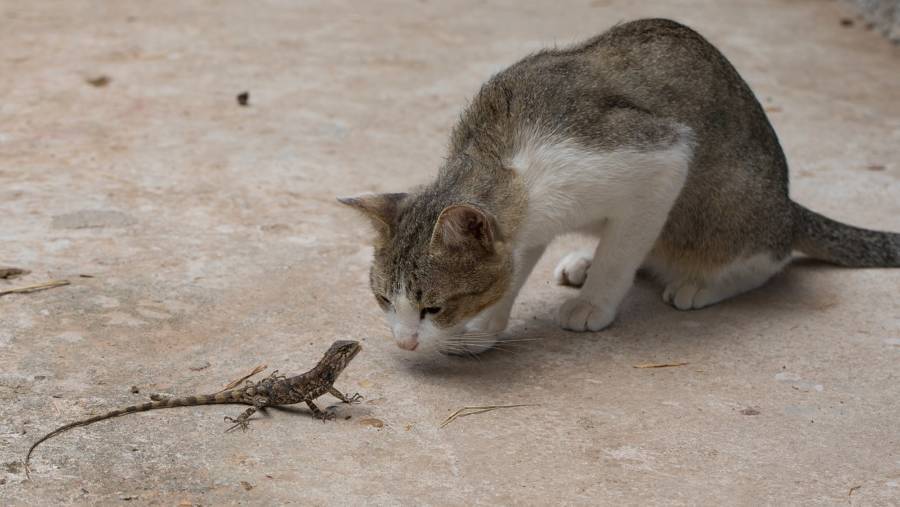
<box><xmin>440</xmin><ymin>404</ymin><xmax>537</xmax><ymax>428</ymax></box>
<box><xmin>632</xmin><ymin>362</ymin><xmax>688</xmax><ymax>369</ymax></box>
<box><xmin>218</xmin><ymin>364</ymin><xmax>267</xmax><ymax>393</ymax></box>
<box><xmin>0</xmin><ymin>279</ymin><xmax>70</xmax><ymax>297</ymax></box>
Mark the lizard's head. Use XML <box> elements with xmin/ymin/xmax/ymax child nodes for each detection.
<box><xmin>324</xmin><ymin>340</ymin><xmax>362</xmax><ymax>372</ymax></box>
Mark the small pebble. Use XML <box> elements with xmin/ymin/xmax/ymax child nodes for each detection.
<box><xmin>86</xmin><ymin>75</ymin><xmax>111</xmax><ymax>87</ymax></box>
<box><xmin>236</xmin><ymin>91</ymin><xmax>250</xmax><ymax>106</ymax></box>
<box><xmin>130</xmin><ymin>385</ymin><xmax>140</xmax><ymax>394</ymax></box>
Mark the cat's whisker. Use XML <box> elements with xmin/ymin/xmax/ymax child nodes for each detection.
<box><xmin>457</xmin><ymin>332</ymin><xmax>499</xmax><ymax>338</ymax></box>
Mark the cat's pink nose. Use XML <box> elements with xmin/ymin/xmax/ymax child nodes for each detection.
<box><xmin>396</xmin><ymin>334</ymin><xmax>419</xmax><ymax>351</ymax></box>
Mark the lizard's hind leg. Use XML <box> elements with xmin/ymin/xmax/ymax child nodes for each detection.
<box><xmin>328</xmin><ymin>387</ymin><xmax>363</xmax><ymax>404</ymax></box>
<box><xmin>224</xmin><ymin>395</ymin><xmax>269</xmax><ymax>432</ymax></box>
<box><xmin>306</xmin><ymin>401</ymin><xmax>336</xmax><ymax>421</ymax></box>
<box><xmin>224</xmin><ymin>407</ymin><xmax>257</xmax><ymax>432</ymax></box>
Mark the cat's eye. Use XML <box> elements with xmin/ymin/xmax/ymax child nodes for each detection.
<box><xmin>420</xmin><ymin>307</ymin><xmax>442</xmax><ymax>319</ymax></box>
<box><xmin>375</xmin><ymin>294</ymin><xmax>391</xmax><ymax>308</ymax></box>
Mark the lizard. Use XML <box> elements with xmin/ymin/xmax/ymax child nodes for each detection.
<box><xmin>25</xmin><ymin>340</ymin><xmax>362</xmax><ymax>476</ymax></box>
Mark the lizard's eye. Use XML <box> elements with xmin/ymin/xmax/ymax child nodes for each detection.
<box><xmin>420</xmin><ymin>307</ymin><xmax>442</xmax><ymax>319</ymax></box>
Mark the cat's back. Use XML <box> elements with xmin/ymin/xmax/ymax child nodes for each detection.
<box><xmin>502</xmin><ymin>18</ymin><xmax>765</xmax><ymax>134</ymax></box>
<box><xmin>475</xmin><ymin>18</ymin><xmax>786</xmax><ymax>196</ymax></box>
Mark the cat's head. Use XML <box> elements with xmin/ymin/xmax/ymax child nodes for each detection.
<box><xmin>339</xmin><ymin>192</ymin><xmax>512</xmax><ymax>355</ymax></box>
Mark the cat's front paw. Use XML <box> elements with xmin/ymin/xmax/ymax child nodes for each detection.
<box><xmin>558</xmin><ymin>297</ymin><xmax>615</xmax><ymax>332</ymax></box>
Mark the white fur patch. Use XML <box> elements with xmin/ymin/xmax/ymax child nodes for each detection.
<box><xmin>662</xmin><ymin>253</ymin><xmax>789</xmax><ymax>310</ymax></box>
<box><xmin>387</xmin><ymin>291</ymin><xmax>420</xmax><ymax>347</ymax></box>
<box><xmin>386</xmin><ymin>289</ymin><xmax>465</xmax><ymax>353</ymax></box>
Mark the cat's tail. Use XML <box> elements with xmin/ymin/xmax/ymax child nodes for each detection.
<box><xmin>792</xmin><ymin>202</ymin><xmax>900</xmax><ymax>267</ymax></box>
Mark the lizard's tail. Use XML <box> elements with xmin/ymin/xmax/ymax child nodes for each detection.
<box><xmin>25</xmin><ymin>391</ymin><xmax>244</xmax><ymax>478</ymax></box>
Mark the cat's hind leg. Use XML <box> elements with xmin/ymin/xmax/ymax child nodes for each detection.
<box><xmin>661</xmin><ymin>252</ymin><xmax>789</xmax><ymax>310</ymax></box>
<box><xmin>554</xmin><ymin>248</ymin><xmax>594</xmax><ymax>287</ymax></box>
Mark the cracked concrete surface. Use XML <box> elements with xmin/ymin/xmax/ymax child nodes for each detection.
<box><xmin>1</xmin><ymin>1</ymin><xmax>899</xmax><ymax>505</ymax></box>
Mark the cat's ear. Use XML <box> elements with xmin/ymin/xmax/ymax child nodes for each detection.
<box><xmin>337</xmin><ymin>193</ymin><xmax>407</xmax><ymax>235</ymax></box>
<box><xmin>430</xmin><ymin>204</ymin><xmax>496</xmax><ymax>254</ymax></box>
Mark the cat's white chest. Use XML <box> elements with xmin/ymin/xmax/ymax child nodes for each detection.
<box><xmin>508</xmin><ymin>131</ymin><xmax>692</xmax><ymax>247</ymax></box>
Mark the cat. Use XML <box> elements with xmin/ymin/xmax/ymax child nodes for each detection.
<box><xmin>340</xmin><ymin>18</ymin><xmax>900</xmax><ymax>355</ymax></box>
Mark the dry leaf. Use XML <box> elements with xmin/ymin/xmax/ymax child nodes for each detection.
<box><xmin>0</xmin><ymin>267</ymin><xmax>29</xmax><ymax>279</ymax></box>
<box><xmin>359</xmin><ymin>418</ymin><xmax>384</xmax><ymax>428</ymax></box>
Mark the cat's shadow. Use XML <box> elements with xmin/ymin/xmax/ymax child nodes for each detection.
<box><xmin>395</xmin><ymin>257</ymin><xmax>836</xmax><ymax>388</ymax></box>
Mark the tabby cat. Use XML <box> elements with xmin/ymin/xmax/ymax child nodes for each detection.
<box><xmin>341</xmin><ymin>19</ymin><xmax>899</xmax><ymax>355</ymax></box>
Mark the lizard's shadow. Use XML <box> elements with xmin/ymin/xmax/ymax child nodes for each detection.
<box><xmin>264</xmin><ymin>401</ymin><xmax>377</xmax><ymax>420</ymax></box>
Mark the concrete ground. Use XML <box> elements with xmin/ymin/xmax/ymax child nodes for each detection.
<box><xmin>1</xmin><ymin>0</ymin><xmax>898</xmax><ymax>505</ymax></box>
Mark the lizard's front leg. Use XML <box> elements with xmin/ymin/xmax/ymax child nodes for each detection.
<box><xmin>306</xmin><ymin>400</ymin><xmax>336</xmax><ymax>422</ymax></box>
<box><xmin>328</xmin><ymin>387</ymin><xmax>363</xmax><ymax>404</ymax></box>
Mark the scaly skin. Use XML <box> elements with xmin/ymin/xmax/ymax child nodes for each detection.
<box><xmin>25</xmin><ymin>340</ymin><xmax>362</xmax><ymax>477</ymax></box>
